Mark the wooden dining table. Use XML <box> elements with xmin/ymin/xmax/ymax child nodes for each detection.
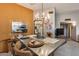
<box><xmin>18</xmin><ymin>35</ymin><xmax>65</xmax><ymax>56</ymax></box>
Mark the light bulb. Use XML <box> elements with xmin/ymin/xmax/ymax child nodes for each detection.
<box><xmin>35</xmin><ymin>13</ymin><xmax>39</xmax><ymax>19</ymax></box>
<box><xmin>47</xmin><ymin>14</ymin><xmax>50</xmax><ymax>19</ymax></box>
<box><xmin>42</xmin><ymin>12</ymin><xmax>45</xmax><ymax>16</ymax></box>
<box><xmin>72</xmin><ymin>21</ymin><xmax>76</xmax><ymax>26</ymax></box>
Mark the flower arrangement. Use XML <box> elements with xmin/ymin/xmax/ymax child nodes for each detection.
<box><xmin>44</xmin><ymin>19</ymin><xmax>53</xmax><ymax>37</ymax></box>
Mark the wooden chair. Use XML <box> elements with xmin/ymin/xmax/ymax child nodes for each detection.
<box><xmin>8</xmin><ymin>39</ymin><xmax>19</xmax><ymax>56</ymax></box>
<box><xmin>13</xmin><ymin>41</ymin><xmax>33</xmax><ymax>56</ymax></box>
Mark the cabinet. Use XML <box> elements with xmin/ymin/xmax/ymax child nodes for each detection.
<box><xmin>0</xmin><ymin>40</ymin><xmax>8</xmax><ymax>53</ymax></box>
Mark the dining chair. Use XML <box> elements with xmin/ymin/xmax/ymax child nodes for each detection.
<box><xmin>13</xmin><ymin>41</ymin><xmax>33</xmax><ymax>56</ymax></box>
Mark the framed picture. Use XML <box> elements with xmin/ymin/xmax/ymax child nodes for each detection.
<box><xmin>12</xmin><ymin>21</ymin><xmax>27</xmax><ymax>33</ymax></box>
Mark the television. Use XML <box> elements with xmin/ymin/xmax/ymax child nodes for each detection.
<box><xmin>55</xmin><ymin>28</ymin><xmax>64</xmax><ymax>37</ymax></box>
<box><xmin>12</xmin><ymin>22</ymin><xmax>28</xmax><ymax>33</ymax></box>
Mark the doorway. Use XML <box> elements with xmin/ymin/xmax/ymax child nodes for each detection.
<box><xmin>60</xmin><ymin>22</ymin><xmax>76</xmax><ymax>41</ymax></box>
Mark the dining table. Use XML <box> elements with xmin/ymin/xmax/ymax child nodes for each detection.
<box><xmin>17</xmin><ymin>35</ymin><xmax>65</xmax><ymax>56</ymax></box>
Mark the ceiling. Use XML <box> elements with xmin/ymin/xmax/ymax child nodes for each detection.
<box><xmin>18</xmin><ymin>3</ymin><xmax>79</xmax><ymax>14</ymax></box>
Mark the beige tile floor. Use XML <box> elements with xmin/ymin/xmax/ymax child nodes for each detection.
<box><xmin>54</xmin><ymin>40</ymin><xmax>79</xmax><ymax>56</ymax></box>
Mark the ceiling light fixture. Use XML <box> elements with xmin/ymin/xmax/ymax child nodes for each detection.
<box><xmin>34</xmin><ymin>3</ymin><xmax>51</xmax><ymax>38</ymax></box>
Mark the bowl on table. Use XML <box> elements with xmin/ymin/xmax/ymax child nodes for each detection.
<box><xmin>27</xmin><ymin>39</ymin><xmax>44</xmax><ymax>48</ymax></box>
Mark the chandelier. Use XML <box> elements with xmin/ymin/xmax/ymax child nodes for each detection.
<box><xmin>34</xmin><ymin>3</ymin><xmax>51</xmax><ymax>38</ymax></box>
<box><xmin>34</xmin><ymin>3</ymin><xmax>50</xmax><ymax>21</ymax></box>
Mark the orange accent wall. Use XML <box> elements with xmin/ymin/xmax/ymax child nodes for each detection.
<box><xmin>0</xmin><ymin>3</ymin><xmax>34</xmax><ymax>40</ymax></box>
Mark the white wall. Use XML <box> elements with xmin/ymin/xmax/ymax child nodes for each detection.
<box><xmin>56</xmin><ymin>10</ymin><xmax>79</xmax><ymax>40</ymax></box>
<box><xmin>48</xmin><ymin>8</ymin><xmax>55</xmax><ymax>37</ymax></box>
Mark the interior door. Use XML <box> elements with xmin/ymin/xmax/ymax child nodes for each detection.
<box><xmin>71</xmin><ymin>25</ymin><xmax>76</xmax><ymax>40</ymax></box>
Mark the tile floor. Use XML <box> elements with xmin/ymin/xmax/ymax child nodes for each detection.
<box><xmin>54</xmin><ymin>40</ymin><xmax>79</xmax><ymax>56</ymax></box>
